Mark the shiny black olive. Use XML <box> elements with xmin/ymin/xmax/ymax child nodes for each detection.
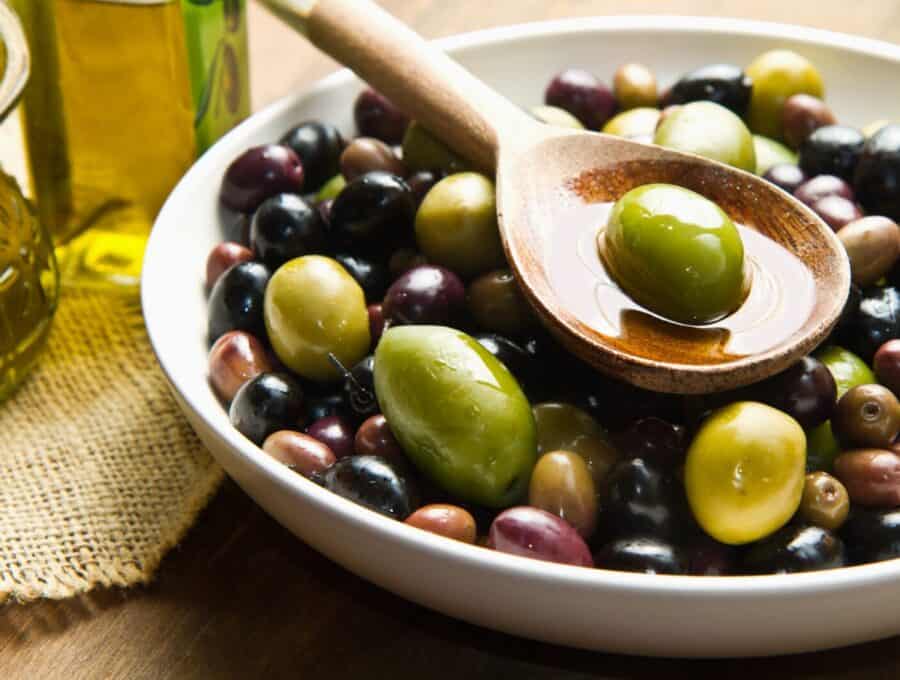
<box><xmin>749</xmin><ymin>356</ymin><xmax>837</xmax><ymax>429</ymax></box>
<box><xmin>306</xmin><ymin>391</ymin><xmax>354</xmax><ymax>423</ymax></box>
<box><xmin>207</xmin><ymin>260</ymin><xmax>270</xmax><ymax>343</ymax></box>
<box><xmin>842</xmin><ymin>286</ymin><xmax>900</xmax><ymax>362</ymax></box>
<box><xmin>333</xmin><ymin>253</ymin><xmax>390</xmax><ymax>302</ymax></box>
<box><xmin>229</xmin><ymin>372</ymin><xmax>307</xmax><ymax>445</ymax></box>
<box><xmin>250</xmin><ymin>193</ymin><xmax>326</xmax><ymax>269</ymax></box>
<box><xmin>279</xmin><ymin>121</ymin><xmax>345</xmax><ymax>190</ymax></box>
<box><xmin>666</xmin><ymin>63</ymin><xmax>752</xmax><ymax>115</ymax></box>
<box><xmin>686</xmin><ymin>534</ymin><xmax>738</xmax><ymax>575</ymax></box>
<box><xmin>840</xmin><ymin>507</ymin><xmax>900</xmax><ymax>564</ymax></box>
<box><xmin>473</xmin><ymin>333</ymin><xmax>534</xmax><ymax>387</ymax></box>
<box><xmin>318</xmin><ymin>455</ymin><xmax>418</xmax><ymax>519</ymax></box>
<box><xmin>328</xmin><ymin>171</ymin><xmax>416</xmax><ymax>250</ymax></box>
<box><xmin>594</xmin><ymin>537</ymin><xmax>687</xmax><ymax>574</ymax></box>
<box><xmin>742</xmin><ymin>524</ymin><xmax>846</xmax><ymax>574</ymax></box>
<box><xmin>854</xmin><ymin>124</ymin><xmax>900</xmax><ymax>221</ymax></box>
<box><xmin>343</xmin><ymin>354</ymin><xmax>379</xmax><ymax>418</ymax></box>
<box><xmin>799</xmin><ymin>125</ymin><xmax>865</xmax><ymax>181</ymax></box>
<box><xmin>596</xmin><ymin>457</ymin><xmax>688</xmax><ymax>541</ymax></box>
<box><xmin>613</xmin><ymin>417</ymin><xmax>688</xmax><ymax>467</ymax></box>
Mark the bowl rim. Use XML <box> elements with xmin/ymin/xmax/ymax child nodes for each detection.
<box><xmin>143</xmin><ymin>14</ymin><xmax>900</xmax><ymax>599</ymax></box>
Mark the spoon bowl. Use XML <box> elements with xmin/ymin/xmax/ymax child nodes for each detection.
<box><xmin>262</xmin><ymin>0</ymin><xmax>850</xmax><ymax>393</ymax></box>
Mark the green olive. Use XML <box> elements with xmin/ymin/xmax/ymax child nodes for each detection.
<box><xmin>685</xmin><ymin>401</ymin><xmax>806</xmax><ymax>545</ymax></box>
<box><xmin>612</xmin><ymin>63</ymin><xmax>658</xmax><ymax>110</ymax></box>
<box><xmin>264</xmin><ymin>256</ymin><xmax>370</xmax><ymax>381</ymax></box>
<box><xmin>415</xmin><ymin>172</ymin><xmax>506</xmax><ymax>279</ymax></box>
<box><xmin>531</xmin><ymin>105</ymin><xmax>584</xmax><ymax>129</ymax></box>
<box><xmin>532</xmin><ymin>402</ymin><xmax>620</xmax><ymax>485</ymax></box>
<box><xmin>753</xmin><ymin>134</ymin><xmax>798</xmax><ymax>175</ymax></box>
<box><xmin>528</xmin><ymin>450</ymin><xmax>598</xmax><ymax>538</ymax></box>
<box><xmin>799</xmin><ymin>471</ymin><xmax>850</xmax><ymax>530</ymax></box>
<box><xmin>653</xmin><ymin>101</ymin><xmax>756</xmax><ymax>172</ymax></box>
<box><xmin>466</xmin><ymin>268</ymin><xmax>534</xmax><ymax>335</ymax></box>
<box><xmin>316</xmin><ymin>174</ymin><xmax>346</xmax><ymax>202</ymax></box>
<box><xmin>601</xmin><ymin>107</ymin><xmax>661</xmax><ymax>139</ymax></box>
<box><xmin>374</xmin><ymin>325</ymin><xmax>537</xmax><ymax>508</ymax></box>
<box><xmin>601</xmin><ymin>183</ymin><xmax>749</xmax><ymax>325</ymax></box>
<box><xmin>746</xmin><ymin>49</ymin><xmax>825</xmax><ymax>140</ymax></box>
<box><xmin>401</xmin><ymin>121</ymin><xmax>468</xmax><ymax>173</ymax></box>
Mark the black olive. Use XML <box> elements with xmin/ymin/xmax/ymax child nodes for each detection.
<box><xmin>279</xmin><ymin>121</ymin><xmax>345</xmax><ymax>190</ymax></box>
<box><xmin>473</xmin><ymin>333</ymin><xmax>534</xmax><ymax>387</ymax></box>
<box><xmin>594</xmin><ymin>537</ymin><xmax>687</xmax><ymax>574</ymax></box>
<box><xmin>742</xmin><ymin>524</ymin><xmax>846</xmax><ymax>574</ymax></box>
<box><xmin>207</xmin><ymin>260</ymin><xmax>270</xmax><ymax>343</ymax></box>
<box><xmin>842</xmin><ymin>286</ymin><xmax>900</xmax><ymax>363</ymax></box>
<box><xmin>840</xmin><ymin>507</ymin><xmax>900</xmax><ymax>564</ymax></box>
<box><xmin>613</xmin><ymin>417</ymin><xmax>688</xmax><ymax>467</ymax></box>
<box><xmin>854</xmin><ymin>124</ymin><xmax>900</xmax><ymax>221</ymax></box>
<box><xmin>343</xmin><ymin>354</ymin><xmax>379</xmax><ymax>418</ymax></box>
<box><xmin>229</xmin><ymin>372</ymin><xmax>307</xmax><ymax>445</ymax></box>
<box><xmin>318</xmin><ymin>455</ymin><xmax>419</xmax><ymax>519</ymax></box>
<box><xmin>748</xmin><ymin>356</ymin><xmax>837</xmax><ymax>429</ymax></box>
<box><xmin>666</xmin><ymin>63</ymin><xmax>752</xmax><ymax>115</ymax></box>
<box><xmin>328</xmin><ymin>171</ymin><xmax>416</xmax><ymax>251</ymax></box>
<box><xmin>799</xmin><ymin>125</ymin><xmax>865</xmax><ymax>181</ymax></box>
<box><xmin>250</xmin><ymin>193</ymin><xmax>326</xmax><ymax>269</ymax></box>
<box><xmin>333</xmin><ymin>252</ymin><xmax>390</xmax><ymax>302</ymax></box>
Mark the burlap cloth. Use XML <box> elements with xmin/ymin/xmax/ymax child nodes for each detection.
<box><xmin>0</xmin><ymin>289</ymin><xmax>224</xmax><ymax>603</ymax></box>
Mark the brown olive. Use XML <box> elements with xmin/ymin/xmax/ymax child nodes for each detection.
<box><xmin>208</xmin><ymin>330</ymin><xmax>274</xmax><ymax>402</ymax></box>
<box><xmin>262</xmin><ymin>430</ymin><xmax>336</xmax><ymax>478</ymax></box>
<box><xmin>833</xmin><ymin>449</ymin><xmax>900</xmax><ymax>507</ymax></box>
<box><xmin>533</xmin><ymin>402</ymin><xmax>621</xmax><ymax>486</ymax></box>
<box><xmin>832</xmin><ymin>384</ymin><xmax>900</xmax><ymax>449</ymax></box>
<box><xmin>613</xmin><ymin>63</ymin><xmax>657</xmax><ymax>110</ymax></box>
<box><xmin>782</xmin><ymin>94</ymin><xmax>837</xmax><ymax>149</ymax></box>
<box><xmin>837</xmin><ymin>216</ymin><xmax>900</xmax><ymax>287</ymax></box>
<box><xmin>405</xmin><ymin>503</ymin><xmax>477</xmax><ymax>543</ymax></box>
<box><xmin>874</xmin><ymin>339</ymin><xmax>900</xmax><ymax>397</ymax></box>
<box><xmin>355</xmin><ymin>413</ymin><xmax>404</xmax><ymax>460</ymax></box>
<box><xmin>340</xmin><ymin>137</ymin><xmax>407</xmax><ymax>181</ymax></box>
<box><xmin>528</xmin><ymin>450</ymin><xmax>598</xmax><ymax>538</ymax></box>
<box><xmin>466</xmin><ymin>268</ymin><xmax>534</xmax><ymax>335</ymax></box>
<box><xmin>206</xmin><ymin>242</ymin><xmax>254</xmax><ymax>290</ymax></box>
<box><xmin>799</xmin><ymin>472</ymin><xmax>850</xmax><ymax>530</ymax></box>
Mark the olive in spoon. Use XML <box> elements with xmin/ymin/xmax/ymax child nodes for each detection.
<box><xmin>260</xmin><ymin>0</ymin><xmax>850</xmax><ymax>394</ymax></box>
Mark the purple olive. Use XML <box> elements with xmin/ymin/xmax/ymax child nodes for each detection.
<box><xmin>305</xmin><ymin>415</ymin><xmax>356</xmax><ymax>460</ymax></box>
<box><xmin>810</xmin><ymin>195</ymin><xmax>864</xmax><ymax>232</ymax></box>
<box><xmin>544</xmin><ymin>69</ymin><xmax>616</xmax><ymax>131</ymax></box>
<box><xmin>406</xmin><ymin>170</ymin><xmax>443</xmax><ymax>205</ymax></box>
<box><xmin>354</xmin><ymin>88</ymin><xmax>410</xmax><ymax>145</ymax></box>
<box><xmin>750</xmin><ymin>356</ymin><xmax>837</xmax><ymax>429</ymax></box>
<box><xmin>763</xmin><ymin>164</ymin><xmax>807</xmax><ymax>193</ymax></box>
<box><xmin>382</xmin><ymin>265</ymin><xmax>465</xmax><ymax>325</ymax></box>
<box><xmin>794</xmin><ymin>174</ymin><xmax>854</xmax><ymax>206</ymax></box>
<box><xmin>488</xmin><ymin>506</ymin><xmax>594</xmax><ymax>567</ymax></box>
<box><xmin>220</xmin><ymin>144</ymin><xmax>305</xmax><ymax>213</ymax></box>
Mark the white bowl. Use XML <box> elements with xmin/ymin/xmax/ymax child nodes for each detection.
<box><xmin>143</xmin><ymin>16</ymin><xmax>900</xmax><ymax>658</ymax></box>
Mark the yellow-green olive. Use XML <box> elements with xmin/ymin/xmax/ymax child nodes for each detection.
<box><xmin>528</xmin><ymin>450</ymin><xmax>598</xmax><ymax>538</ymax></box>
<box><xmin>401</xmin><ymin>121</ymin><xmax>468</xmax><ymax>173</ymax></box>
<box><xmin>653</xmin><ymin>101</ymin><xmax>756</xmax><ymax>172</ymax></box>
<box><xmin>685</xmin><ymin>401</ymin><xmax>806</xmax><ymax>545</ymax></box>
<box><xmin>264</xmin><ymin>256</ymin><xmax>370</xmax><ymax>381</ymax></box>
<box><xmin>613</xmin><ymin>63</ymin><xmax>658</xmax><ymax>110</ymax></box>
<box><xmin>602</xmin><ymin>107</ymin><xmax>661</xmax><ymax>139</ymax></box>
<box><xmin>753</xmin><ymin>135</ymin><xmax>798</xmax><ymax>175</ymax></box>
<box><xmin>746</xmin><ymin>50</ymin><xmax>825</xmax><ymax>141</ymax></box>
<box><xmin>532</xmin><ymin>402</ymin><xmax>620</xmax><ymax>485</ymax></box>
<box><xmin>531</xmin><ymin>105</ymin><xmax>584</xmax><ymax>129</ymax></box>
<box><xmin>415</xmin><ymin>172</ymin><xmax>506</xmax><ymax>279</ymax></box>
<box><xmin>601</xmin><ymin>183</ymin><xmax>749</xmax><ymax>325</ymax></box>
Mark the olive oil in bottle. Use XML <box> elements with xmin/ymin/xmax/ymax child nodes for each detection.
<box><xmin>13</xmin><ymin>0</ymin><xmax>249</xmax><ymax>289</ymax></box>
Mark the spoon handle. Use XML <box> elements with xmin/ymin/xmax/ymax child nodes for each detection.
<box><xmin>259</xmin><ymin>0</ymin><xmax>534</xmax><ymax>171</ymax></box>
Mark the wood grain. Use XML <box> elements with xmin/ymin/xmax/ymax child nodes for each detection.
<box><xmin>3</xmin><ymin>1</ymin><xmax>900</xmax><ymax>678</ymax></box>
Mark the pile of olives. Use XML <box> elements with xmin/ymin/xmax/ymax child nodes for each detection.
<box><xmin>205</xmin><ymin>51</ymin><xmax>900</xmax><ymax>576</ymax></box>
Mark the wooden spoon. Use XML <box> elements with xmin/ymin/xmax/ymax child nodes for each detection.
<box><xmin>260</xmin><ymin>0</ymin><xmax>850</xmax><ymax>394</ymax></box>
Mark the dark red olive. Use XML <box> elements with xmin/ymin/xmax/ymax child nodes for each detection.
<box><xmin>751</xmin><ymin>356</ymin><xmax>837</xmax><ymax>429</ymax></box>
<box><xmin>353</xmin><ymin>88</ymin><xmax>410</xmax><ymax>145</ymax></box>
<box><xmin>208</xmin><ymin>330</ymin><xmax>273</xmax><ymax>403</ymax></box>
<box><xmin>220</xmin><ymin>144</ymin><xmax>304</xmax><ymax>213</ymax></box>
<box><xmin>488</xmin><ymin>506</ymin><xmax>593</xmax><ymax>567</ymax></box>
<box><xmin>763</xmin><ymin>164</ymin><xmax>807</xmax><ymax>193</ymax></box>
<box><xmin>306</xmin><ymin>415</ymin><xmax>356</xmax><ymax>460</ymax></box>
<box><xmin>794</xmin><ymin>174</ymin><xmax>854</xmax><ymax>206</ymax></box>
<box><xmin>382</xmin><ymin>265</ymin><xmax>465</xmax><ymax>326</ymax></box>
<box><xmin>368</xmin><ymin>303</ymin><xmax>386</xmax><ymax>344</ymax></box>
<box><xmin>355</xmin><ymin>414</ymin><xmax>404</xmax><ymax>460</ymax></box>
<box><xmin>874</xmin><ymin>339</ymin><xmax>900</xmax><ymax>396</ymax></box>
<box><xmin>206</xmin><ymin>242</ymin><xmax>254</xmax><ymax>290</ymax></box>
<box><xmin>544</xmin><ymin>68</ymin><xmax>616</xmax><ymax>131</ymax></box>
<box><xmin>810</xmin><ymin>195</ymin><xmax>864</xmax><ymax>232</ymax></box>
<box><xmin>406</xmin><ymin>170</ymin><xmax>443</xmax><ymax>205</ymax></box>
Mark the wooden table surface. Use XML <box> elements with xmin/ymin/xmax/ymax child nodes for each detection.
<box><xmin>4</xmin><ymin>2</ymin><xmax>900</xmax><ymax>678</ymax></box>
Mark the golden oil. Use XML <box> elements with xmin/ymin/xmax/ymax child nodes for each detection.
<box><xmin>12</xmin><ymin>0</ymin><xmax>249</xmax><ymax>290</ymax></box>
